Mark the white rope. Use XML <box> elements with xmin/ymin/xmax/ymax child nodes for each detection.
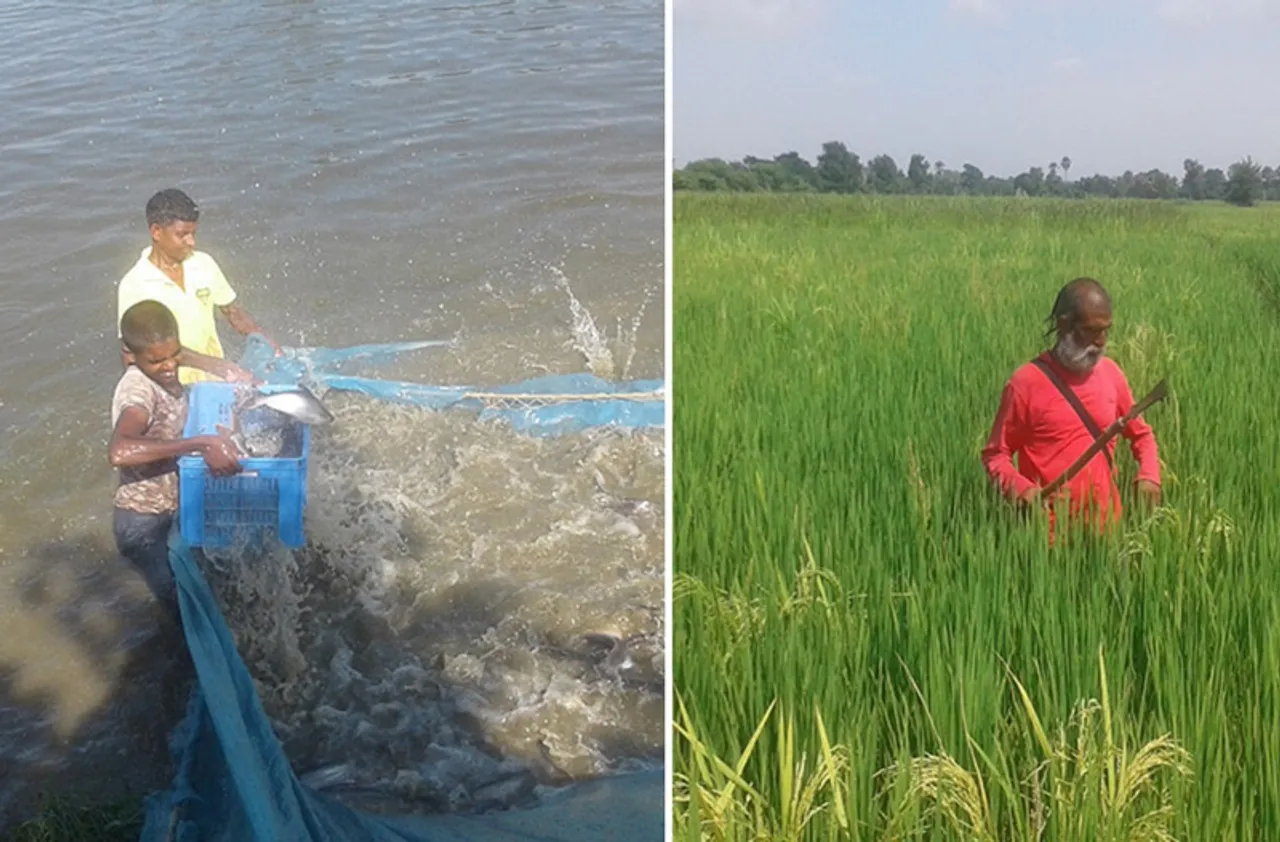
<box><xmin>460</xmin><ymin>390</ymin><xmax>664</xmax><ymax>408</ymax></box>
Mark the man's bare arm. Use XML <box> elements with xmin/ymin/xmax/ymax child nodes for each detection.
<box><xmin>220</xmin><ymin>303</ymin><xmax>281</xmax><ymax>354</ymax></box>
<box><xmin>178</xmin><ymin>347</ymin><xmax>258</xmax><ymax>383</ymax></box>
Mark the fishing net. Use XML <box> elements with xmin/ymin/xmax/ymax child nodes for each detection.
<box><xmin>137</xmin><ymin>335</ymin><xmax>665</xmax><ymax>841</ymax></box>
<box><xmin>239</xmin><ymin>335</ymin><xmax>664</xmax><ymax>436</ymax></box>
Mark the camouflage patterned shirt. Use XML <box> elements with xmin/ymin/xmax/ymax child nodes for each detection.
<box><xmin>111</xmin><ymin>367</ymin><xmax>188</xmax><ymax>514</ymax></box>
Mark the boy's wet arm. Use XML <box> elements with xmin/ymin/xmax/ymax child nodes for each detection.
<box><xmin>108</xmin><ymin>406</ymin><xmax>214</xmax><ymax>468</ymax></box>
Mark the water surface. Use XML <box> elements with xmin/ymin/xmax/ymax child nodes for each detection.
<box><xmin>0</xmin><ymin>0</ymin><xmax>664</xmax><ymax>827</ymax></box>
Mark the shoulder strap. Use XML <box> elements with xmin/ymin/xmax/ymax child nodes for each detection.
<box><xmin>1030</xmin><ymin>357</ymin><xmax>1113</xmax><ymax>471</ymax></box>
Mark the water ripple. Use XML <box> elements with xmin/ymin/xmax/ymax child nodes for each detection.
<box><xmin>0</xmin><ymin>0</ymin><xmax>662</xmax><ymax>828</ymax></box>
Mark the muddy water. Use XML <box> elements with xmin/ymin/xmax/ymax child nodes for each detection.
<box><xmin>208</xmin><ymin>388</ymin><xmax>664</xmax><ymax>812</ymax></box>
<box><xmin>0</xmin><ymin>0</ymin><xmax>664</xmax><ymax>828</ymax></box>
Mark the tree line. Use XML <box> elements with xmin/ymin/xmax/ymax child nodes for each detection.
<box><xmin>673</xmin><ymin>142</ymin><xmax>1275</xmax><ymax>206</ymax></box>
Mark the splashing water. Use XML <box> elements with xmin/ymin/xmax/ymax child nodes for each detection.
<box><xmin>194</xmin><ymin>290</ymin><xmax>664</xmax><ymax>816</ymax></box>
<box><xmin>552</xmin><ymin>268</ymin><xmax>652</xmax><ymax>382</ymax></box>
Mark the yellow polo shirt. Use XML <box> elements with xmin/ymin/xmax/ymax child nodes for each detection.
<box><xmin>117</xmin><ymin>247</ymin><xmax>237</xmax><ymax>384</ymax></box>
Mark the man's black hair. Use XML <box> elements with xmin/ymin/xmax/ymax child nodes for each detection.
<box><xmin>1044</xmin><ymin>277</ymin><xmax>1111</xmax><ymax>340</ymax></box>
<box><xmin>145</xmin><ymin>188</ymin><xmax>200</xmax><ymax>229</ymax></box>
<box><xmin>121</xmin><ymin>300</ymin><xmax>180</xmax><ymax>354</ymax></box>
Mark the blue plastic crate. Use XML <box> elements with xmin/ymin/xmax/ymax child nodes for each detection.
<box><xmin>178</xmin><ymin>382</ymin><xmax>311</xmax><ymax>549</ymax></box>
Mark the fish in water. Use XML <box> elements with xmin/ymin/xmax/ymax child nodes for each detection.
<box><xmin>230</xmin><ymin>425</ymin><xmax>286</xmax><ymax>458</ymax></box>
<box><xmin>241</xmin><ymin>386</ymin><xmax>335</xmax><ymax>426</ymax></box>
<box><xmin>216</xmin><ymin>392</ymin><xmax>301</xmax><ymax>457</ymax></box>
<box><xmin>591</xmin><ymin>470</ymin><xmax>654</xmax><ymax>519</ymax></box>
<box><xmin>576</xmin><ymin>631</ymin><xmax>664</xmax><ymax>692</ymax></box>
<box><xmin>217</xmin><ymin>420</ymin><xmax>286</xmax><ymax>459</ymax></box>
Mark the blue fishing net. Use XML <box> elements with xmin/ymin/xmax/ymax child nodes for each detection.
<box><xmin>138</xmin><ymin>532</ymin><xmax>663</xmax><ymax>842</ymax></box>
<box><xmin>238</xmin><ymin>334</ymin><xmax>664</xmax><ymax>436</ymax></box>
<box><xmin>137</xmin><ymin>336</ymin><xmax>665</xmax><ymax>841</ymax></box>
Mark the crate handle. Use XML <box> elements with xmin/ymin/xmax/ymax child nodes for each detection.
<box><xmin>240</xmin><ymin>471</ymin><xmax>260</xmax><ymax>478</ymax></box>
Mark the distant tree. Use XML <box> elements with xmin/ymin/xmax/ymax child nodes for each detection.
<box><xmin>1077</xmin><ymin>174</ymin><xmax>1117</xmax><ymax>197</ymax></box>
<box><xmin>1013</xmin><ymin>166</ymin><xmax>1045</xmax><ymax>197</ymax></box>
<box><xmin>1225</xmin><ymin>156</ymin><xmax>1263</xmax><ymax>206</ymax></box>
<box><xmin>1046</xmin><ymin>162</ymin><xmax>1064</xmax><ymax>196</ymax></box>
<box><xmin>815</xmin><ymin>141</ymin><xmax>863</xmax><ymax>193</ymax></box>
<box><xmin>1131</xmin><ymin>172</ymin><xmax>1157</xmax><ymax>200</ymax></box>
<box><xmin>986</xmin><ymin>175</ymin><xmax>1016</xmax><ymax>196</ymax></box>
<box><xmin>1149</xmin><ymin>170</ymin><xmax>1180</xmax><ymax>200</ymax></box>
<box><xmin>1114</xmin><ymin>170</ymin><xmax>1138</xmax><ymax>198</ymax></box>
<box><xmin>932</xmin><ymin>166</ymin><xmax>960</xmax><ymax>195</ymax></box>
<box><xmin>744</xmin><ymin>159</ymin><xmax>804</xmax><ymax>191</ymax></box>
<box><xmin>1181</xmin><ymin>159</ymin><xmax>1206</xmax><ymax>200</ymax></box>
<box><xmin>960</xmin><ymin>163</ymin><xmax>985</xmax><ymax>194</ymax></box>
<box><xmin>672</xmin><ymin>143</ymin><xmax>1276</xmax><ymax>204</ymax></box>
<box><xmin>867</xmin><ymin>154</ymin><xmax>904</xmax><ymax>193</ymax></box>
<box><xmin>1130</xmin><ymin>169</ymin><xmax>1178</xmax><ymax>200</ymax></box>
<box><xmin>675</xmin><ymin>159</ymin><xmax>744</xmax><ymax>191</ymax></box>
<box><xmin>1262</xmin><ymin>165</ymin><xmax>1279</xmax><ymax>201</ymax></box>
<box><xmin>773</xmin><ymin>151</ymin><xmax>819</xmax><ymax>191</ymax></box>
<box><xmin>907</xmin><ymin>154</ymin><xmax>931</xmax><ymax>193</ymax></box>
<box><xmin>1204</xmin><ymin>168</ymin><xmax>1227</xmax><ymax>200</ymax></box>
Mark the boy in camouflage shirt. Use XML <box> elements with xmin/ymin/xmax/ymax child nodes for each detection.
<box><xmin>109</xmin><ymin>300</ymin><xmax>241</xmax><ymax>624</ymax></box>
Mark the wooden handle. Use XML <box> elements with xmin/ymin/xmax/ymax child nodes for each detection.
<box><xmin>1037</xmin><ymin>378</ymin><xmax>1169</xmax><ymax>500</ymax></box>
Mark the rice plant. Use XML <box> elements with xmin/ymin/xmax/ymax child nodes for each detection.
<box><xmin>673</xmin><ymin>194</ymin><xmax>1280</xmax><ymax>840</ymax></box>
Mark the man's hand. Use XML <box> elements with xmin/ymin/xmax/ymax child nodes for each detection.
<box><xmin>1136</xmin><ymin>479</ymin><xmax>1162</xmax><ymax>508</ymax></box>
<box><xmin>222</xmin><ymin>362</ymin><xmax>261</xmax><ymax>385</ymax></box>
<box><xmin>253</xmin><ymin>332</ymin><xmax>285</xmax><ymax>357</ymax></box>
<box><xmin>1018</xmin><ymin>485</ymin><xmax>1043</xmax><ymax>506</ymax></box>
<box><xmin>202</xmin><ymin>431</ymin><xmax>242</xmax><ymax>476</ymax></box>
<box><xmin>220</xmin><ymin>304</ymin><xmax>283</xmax><ymax>356</ymax></box>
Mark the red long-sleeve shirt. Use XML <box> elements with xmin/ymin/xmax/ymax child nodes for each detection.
<box><xmin>982</xmin><ymin>351</ymin><xmax>1160</xmax><ymax>530</ymax></box>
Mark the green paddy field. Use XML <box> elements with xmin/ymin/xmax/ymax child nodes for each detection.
<box><xmin>672</xmin><ymin>194</ymin><xmax>1280</xmax><ymax>841</ymax></box>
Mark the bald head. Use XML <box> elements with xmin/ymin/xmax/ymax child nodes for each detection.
<box><xmin>1047</xmin><ymin>277</ymin><xmax>1112</xmax><ymax>373</ymax></box>
<box><xmin>1049</xmin><ymin>278</ymin><xmax>1111</xmax><ymax>328</ymax></box>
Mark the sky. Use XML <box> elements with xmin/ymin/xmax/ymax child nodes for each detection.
<box><xmin>672</xmin><ymin>0</ymin><xmax>1280</xmax><ymax>178</ymax></box>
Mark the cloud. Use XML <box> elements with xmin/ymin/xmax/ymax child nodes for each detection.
<box><xmin>673</xmin><ymin>0</ymin><xmax>829</xmax><ymax>39</ymax></box>
<box><xmin>1051</xmin><ymin>56</ymin><xmax>1083</xmax><ymax>73</ymax></box>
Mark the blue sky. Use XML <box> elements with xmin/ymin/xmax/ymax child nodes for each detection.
<box><xmin>672</xmin><ymin>0</ymin><xmax>1280</xmax><ymax>178</ymax></box>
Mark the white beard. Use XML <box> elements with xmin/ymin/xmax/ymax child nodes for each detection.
<box><xmin>1054</xmin><ymin>331</ymin><xmax>1103</xmax><ymax>374</ymax></box>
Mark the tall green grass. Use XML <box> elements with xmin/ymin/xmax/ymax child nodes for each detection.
<box><xmin>672</xmin><ymin>194</ymin><xmax>1280</xmax><ymax>840</ymax></box>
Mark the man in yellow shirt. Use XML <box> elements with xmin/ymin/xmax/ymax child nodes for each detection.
<box><xmin>117</xmin><ymin>188</ymin><xmax>282</xmax><ymax>385</ymax></box>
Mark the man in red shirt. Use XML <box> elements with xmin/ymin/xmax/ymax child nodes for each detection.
<box><xmin>982</xmin><ymin>277</ymin><xmax>1162</xmax><ymax>538</ymax></box>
